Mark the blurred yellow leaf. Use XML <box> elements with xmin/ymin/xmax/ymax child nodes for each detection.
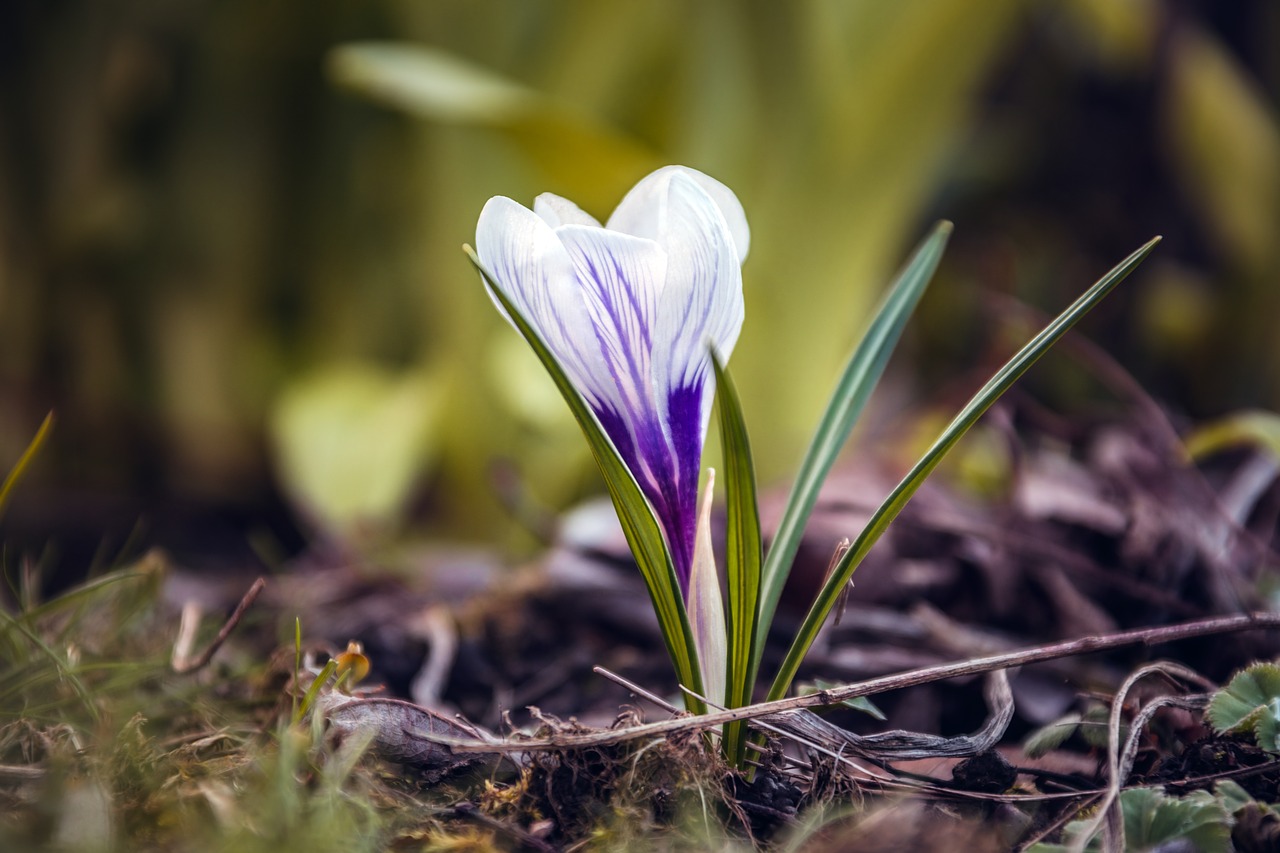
<box><xmin>1164</xmin><ymin>29</ymin><xmax>1280</xmax><ymax>274</ymax></box>
<box><xmin>270</xmin><ymin>364</ymin><xmax>440</xmax><ymax>538</ymax></box>
<box><xmin>0</xmin><ymin>412</ymin><xmax>54</xmax><ymax>518</ymax></box>
<box><xmin>484</xmin><ymin>331</ymin><xmax>575</xmax><ymax>432</ymax></box>
<box><xmin>1062</xmin><ymin>0</ymin><xmax>1157</xmax><ymax>69</ymax></box>
<box><xmin>329</xmin><ymin>42</ymin><xmax>659</xmax><ymax>211</ymax></box>
<box><xmin>1185</xmin><ymin>410</ymin><xmax>1280</xmax><ymax>462</ymax></box>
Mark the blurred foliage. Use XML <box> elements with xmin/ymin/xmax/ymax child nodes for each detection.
<box><xmin>1185</xmin><ymin>409</ymin><xmax>1280</xmax><ymax>462</ymax></box>
<box><xmin>0</xmin><ymin>1</ymin><xmax>1276</xmax><ymax>551</ymax></box>
<box><xmin>269</xmin><ymin>363</ymin><xmax>440</xmax><ymax>542</ymax></box>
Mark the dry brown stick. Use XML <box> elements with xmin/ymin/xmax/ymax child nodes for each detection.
<box><xmin>676</xmin><ymin>684</ymin><xmax>901</xmax><ymax>787</ymax></box>
<box><xmin>592</xmin><ymin>666</ymin><xmax>681</xmax><ymax>715</ymax></box>
<box><xmin>448</xmin><ymin>612</ymin><xmax>1280</xmax><ymax>753</ymax></box>
<box><xmin>172</xmin><ymin>577</ymin><xmax>267</xmax><ymax>674</ymax></box>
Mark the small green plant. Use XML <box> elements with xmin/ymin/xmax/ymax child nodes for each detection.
<box><xmin>467</xmin><ymin>165</ymin><xmax>1160</xmax><ymax>767</ymax></box>
<box><xmin>1030</xmin><ymin>787</ymin><xmax>1233</xmax><ymax>853</ymax></box>
<box><xmin>1023</xmin><ymin>702</ymin><xmax>1122</xmax><ymax>757</ymax></box>
<box><xmin>1206</xmin><ymin>662</ymin><xmax>1280</xmax><ymax>750</ymax></box>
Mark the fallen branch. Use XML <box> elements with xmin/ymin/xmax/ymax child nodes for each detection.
<box><xmin>446</xmin><ymin>611</ymin><xmax>1280</xmax><ymax>753</ymax></box>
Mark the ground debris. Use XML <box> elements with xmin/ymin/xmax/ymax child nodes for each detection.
<box><xmin>313</xmin><ymin>692</ymin><xmax>493</xmax><ymax>783</ymax></box>
<box><xmin>1147</xmin><ymin>733</ymin><xmax>1280</xmax><ymax>802</ymax></box>
<box><xmin>951</xmin><ymin>749</ymin><xmax>1017</xmax><ymax>793</ymax></box>
<box><xmin>5</xmin><ymin>397</ymin><xmax>1280</xmax><ymax>850</ymax></box>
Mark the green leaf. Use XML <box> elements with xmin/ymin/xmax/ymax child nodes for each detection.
<box><xmin>329</xmin><ymin>43</ymin><xmax>535</xmax><ymax>125</ymax></box>
<box><xmin>1022</xmin><ymin>712</ymin><xmax>1082</xmax><ymax>758</ymax></box>
<box><xmin>710</xmin><ymin>351</ymin><xmax>762</xmax><ymax>765</ymax></box>
<box><xmin>330</xmin><ymin>43</ymin><xmax>658</xmax><ymax>213</ymax></box>
<box><xmin>0</xmin><ymin>608</ymin><xmax>99</xmax><ymax>724</ymax></box>
<box><xmin>1206</xmin><ymin>662</ymin><xmax>1280</xmax><ymax>749</ymax></box>
<box><xmin>754</xmin><ymin>222</ymin><xmax>952</xmax><ymax>665</ymax></box>
<box><xmin>1258</xmin><ymin>700</ymin><xmax>1280</xmax><ymax>753</ymax></box>
<box><xmin>1164</xmin><ymin>28</ymin><xmax>1280</xmax><ymax>273</ymax></box>
<box><xmin>1184</xmin><ymin>409</ymin><xmax>1280</xmax><ymax>461</ymax></box>
<box><xmin>1214</xmin><ymin>780</ymin><xmax>1257</xmax><ymax>816</ymax></box>
<box><xmin>798</xmin><ymin>680</ymin><xmax>887</xmax><ymax>720</ymax></box>
<box><xmin>1128</xmin><ymin>789</ymin><xmax>1232</xmax><ymax>853</ymax></box>
<box><xmin>767</xmin><ymin>235</ymin><xmax>1161</xmax><ymax>702</ymax></box>
<box><xmin>0</xmin><ymin>411</ymin><xmax>54</xmax><ymax>518</ymax></box>
<box><xmin>1079</xmin><ymin>702</ymin><xmax>1124</xmax><ymax>750</ymax></box>
<box><xmin>1031</xmin><ymin>789</ymin><xmax>1232</xmax><ymax>853</ymax></box>
<box><xmin>464</xmin><ymin>246</ymin><xmax>705</xmax><ymax>709</ymax></box>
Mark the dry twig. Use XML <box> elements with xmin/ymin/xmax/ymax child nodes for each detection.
<box><xmin>443</xmin><ymin>612</ymin><xmax>1280</xmax><ymax>754</ymax></box>
<box><xmin>171</xmin><ymin>577</ymin><xmax>266</xmax><ymax>674</ymax></box>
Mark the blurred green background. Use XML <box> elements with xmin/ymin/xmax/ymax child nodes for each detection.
<box><xmin>1</xmin><ymin>1</ymin><xmax>1276</xmax><ymax>562</ymax></box>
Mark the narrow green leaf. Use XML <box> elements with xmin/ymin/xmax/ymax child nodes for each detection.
<box><xmin>0</xmin><ymin>608</ymin><xmax>99</xmax><ymax>723</ymax></box>
<box><xmin>14</xmin><ymin>567</ymin><xmax>153</xmax><ymax>625</ymax></box>
<box><xmin>0</xmin><ymin>411</ymin><xmax>54</xmax><ymax>518</ymax></box>
<box><xmin>768</xmin><ymin>236</ymin><xmax>1161</xmax><ymax>702</ymax></box>
<box><xmin>293</xmin><ymin>617</ymin><xmax>302</xmax><ymax>722</ymax></box>
<box><xmin>330</xmin><ymin>42</ymin><xmax>534</xmax><ymax>125</ymax></box>
<box><xmin>754</xmin><ymin>223</ymin><xmax>952</xmax><ymax>665</ymax></box>
<box><xmin>799</xmin><ymin>680</ymin><xmax>887</xmax><ymax>719</ymax></box>
<box><xmin>710</xmin><ymin>351</ymin><xmax>762</xmax><ymax>765</ymax></box>
<box><xmin>1184</xmin><ymin>409</ymin><xmax>1280</xmax><ymax>461</ymax></box>
<box><xmin>296</xmin><ymin>659</ymin><xmax>338</xmax><ymax>723</ymax></box>
<box><xmin>464</xmin><ymin>246</ymin><xmax>705</xmax><ymax>708</ymax></box>
<box><xmin>330</xmin><ymin>43</ymin><xmax>658</xmax><ymax>213</ymax></box>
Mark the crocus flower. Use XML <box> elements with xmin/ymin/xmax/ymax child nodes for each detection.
<box><xmin>476</xmin><ymin>166</ymin><xmax>748</xmax><ymax>597</ymax></box>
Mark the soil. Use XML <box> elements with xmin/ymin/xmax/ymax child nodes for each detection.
<box><xmin>2</xmin><ymin>396</ymin><xmax>1279</xmax><ymax>850</ymax></box>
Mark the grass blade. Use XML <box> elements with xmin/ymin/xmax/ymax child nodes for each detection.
<box><xmin>464</xmin><ymin>246</ymin><xmax>705</xmax><ymax>708</ymax></box>
<box><xmin>754</xmin><ymin>223</ymin><xmax>952</xmax><ymax>661</ymax></box>
<box><xmin>710</xmin><ymin>351</ymin><xmax>761</xmax><ymax>765</ymax></box>
<box><xmin>0</xmin><ymin>608</ymin><xmax>100</xmax><ymax>723</ymax></box>
<box><xmin>0</xmin><ymin>411</ymin><xmax>54</xmax><ymax>518</ymax></box>
<box><xmin>766</xmin><ymin>236</ymin><xmax>1162</xmax><ymax>701</ymax></box>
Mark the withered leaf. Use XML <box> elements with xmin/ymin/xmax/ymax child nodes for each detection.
<box><xmin>315</xmin><ymin>693</ymin><xmax>494</xmax><ymax>781</ymax></box>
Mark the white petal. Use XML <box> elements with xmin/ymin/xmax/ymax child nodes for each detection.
<box><xmin>554</xmin><ymin>224</ymin><xmax>668</xmax><ymax>424</ymax></box>
<box><xmin>607</xmin><ymin>165</ymin><xmax>750</xmax><ymax>263</ymax></box>
<box><xmin>687</xmin><ymin>469</ymin><xmax>726</xmax><ymax>708</ymax></box>
<box><xmin>655</xmin><ymin>171</ymin><xmax>745</xmax><ymax>375</ymax></box>
<box><xmin>475</xmin><ymin>197</ymin><xmax>614</xmax><ymax>406</ymax></box>
<box><xmin>533</xmin><ymin>193</ymin><xmax>601</xmax><ymax>229</ymax></box>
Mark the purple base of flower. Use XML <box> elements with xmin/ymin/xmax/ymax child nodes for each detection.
<box><xmin>593</xmin><ymin>376</ymin><xmax>706</xmax><ymax>593</ymax></box>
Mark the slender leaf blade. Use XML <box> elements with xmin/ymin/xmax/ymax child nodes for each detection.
<box><xmin>464</xmin><ymin>246</ymin><xmax>705</xmax><ymax>707</ymax></box>
<box><xmin>0</xmin><ymin>609</ymin><xmax>99</xmax><ymax>723</ymax></box>
<box><xmin>710</xmin><ymin>350</ymin><xmax>762</xmax><ymax>765</ymax></box>
<box><xmin>755</xmin><ymin>222</ymin><xmax>952</xmax><ymax>661</ymax></box>
<box><xmin>0</xmin><ymin>411</ymin><xmax>54</xmax><ymax>518</ymax></box>
<box><xmin>767</xmin><ymin>236</ymin><xmax>1162</xmax><ymax>701</ymax></box>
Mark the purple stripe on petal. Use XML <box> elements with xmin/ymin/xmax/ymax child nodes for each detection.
<box><xmin>592</xmin><ymin>403</ymin><xmax>641</xmax><ymax>479</ymax></box>
<box><xmin>664</xmin><ymin>379</ymin><xmax>707</xmax><ymax>587</ymax></box>
<box><xmin>633</xmin><ymin>411</ymin><xmax>689</xmax><ymax>581</ymax></box>
<box><xmin>555</xmin><ymin>225</ymin><xmax>664</xmax><ymax>422</ymax></box>
<box><xmin>594</xmin><ymin>396</ymin><xmax>697</xmax><ymax>588</ymax></box>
